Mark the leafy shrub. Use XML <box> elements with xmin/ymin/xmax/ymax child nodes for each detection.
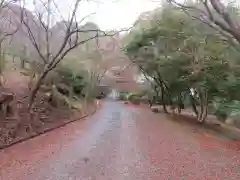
<box><xmin>72</xmin><ymin>75</ymin><xmax>86</xmax><ymax>95</ymax></box>
<box><xmin>128</xmin><ymin>93</ymin><xmax>141</xmax><ymax>104</ymax></box>
<box><xmin>118</xmin><ymin>92</ymin><xmax>128</xmax><ymax>100</ymax></box>
<box><xmin>56</xmin><ymin>66</ymin><xmax>86</xmax><ymax>97</ymax></box>
<box><xmin>139</xmin><ymin>95</ymin><xmax>149</xmax><ymax>104</ymax></box>
<box><xmin>211</xmin><ymin>99</ymin><xmax>240</xmax><ymax>122</ymax></box>
<box><xmin>131</xmin><ymin>98</ymin><xmax>141</xmax><ymax>105</ymax></box>
<box><xmin>211</xmin><ymin>99</ymin><xmax>229</xmax><ymax>121</ymax></box>
<box><xmin>213</xmin><ymin>109</ymin><xmax>228</xmax><ymax>122</ymax></box>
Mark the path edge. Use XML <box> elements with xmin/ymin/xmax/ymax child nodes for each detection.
<box><xmin>0</xmin><ymin>100</ymin><xmax>101</xmax><ymax>151</ymax></box>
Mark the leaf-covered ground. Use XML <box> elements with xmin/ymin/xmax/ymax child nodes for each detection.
<box><xmin>0</xmin><ymin>71</ymin><xmax>93</xmax><ymax>148</ymax></box>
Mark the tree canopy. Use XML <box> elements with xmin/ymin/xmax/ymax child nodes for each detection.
<box><xmin>124</xmin><ymin>3</ymin><xmax>240</xmax><ymax>123</ymax></box>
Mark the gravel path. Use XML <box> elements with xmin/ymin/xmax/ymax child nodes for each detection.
<box><xmin>0</xmin><ymin>100</ymin><xmax>239</xmax><ymax>180</ymax></box>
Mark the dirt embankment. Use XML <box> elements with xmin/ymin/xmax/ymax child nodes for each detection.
<box><xmin>0</xmin><ymin>71</ymin><xmax>97</xmax><ymax>149</ymax></box>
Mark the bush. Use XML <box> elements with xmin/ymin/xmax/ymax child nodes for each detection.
<box><xmin>56</xmin><ymin>66</ymin><xmax>86</xmax><ymax>97</ymax></box>
<box><xmin>131</xmin><ymin>98</ymin><xmax>140</xmax><ymax>105</ymax></box>
<box><xmin>128</xmin><ymin>93</ymin><xmax>141</xmax><ymax>104</ymax></box>
<box><xmin>213</xmin><ymin>109</ymin><xmax>228</xmax><ymax>122</ymax></box>
<box><xmin>139</xmin><ymin>95</ymin><xmax>149</xmax><ymax>104</ymax></box>
<box><xmin>72</xmin><ymin>75</ymin><xmax>85</xmax><ymax>95</ymax></box>
<box><xmin>118</xmin><ymin>92</ymin><xmax>128</xmax><ymax>100</ymax></box>
<box><xmin>210</xmin><ymin>100</ymin><xmax>240</xmax><ymax>122</ymax></box>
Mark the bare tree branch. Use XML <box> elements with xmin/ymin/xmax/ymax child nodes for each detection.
<box><xmin>168</xmin><ymin>0</ymin><xmax>240</xmax><ymax>45</ymax></box>
<box><xmin>48</xmin><ymin>28</ymin><xmax>131</xmax><ymax>71</ymax></box>
<box><xmin>179</xmin><ymin>7</ymin><xmax>239</xmax><ymax>48</ymax></box>
<box><xmin>12</xmin><ymin>0</ymin><xmax>133</xmax><ymax>108</ymax></box>
<box><xmin>46</xmin><ymin>0</ymin><xmax>51</xmax><ymax>62</ymax></box>
<box><xmin>49</xmin><ymin>0</ymin><xmax>82</xmax><ymax>67</ymax></box>
<box><xmin>20</xmin><ymin>10</ymin><xmax>47</xmax><ymax>63</ymax></box>
<box><xmin>7</xmin><ymin>3</ymin><xmax>48</xmax><ymax>63</ymax></box>
<box><xmin>0</xmin><ymin>1</ymin><xmax>21</xmax><ymax>43</ymax></box>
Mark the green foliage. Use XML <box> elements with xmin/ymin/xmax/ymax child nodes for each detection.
<box><xmin>124</xmin><ymin>4</ymin><xmax>240</xmax><ymax>123</ymax></box>
<box><xmin>0</xmin><ymin>51</ymin><xmax>5</xmax><ymax>75</ymax></box>
<box><xmin>117</xmin><ymin>92</ymin><xmax>128</xmax><ymax>100</ymax></box>
<box><xmin>127</xmin><ymin>93</ymin><xmax>141</xmax><ymax>104</ymax></box>
<box><xmin>56</xmin><ymin>65</ymin><xmax>86</xmax><ymax>97</ymax></box>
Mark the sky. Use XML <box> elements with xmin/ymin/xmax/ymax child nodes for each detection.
<box><xmin>25</xmin><ymin>0</ymin><xmax>161</xmax><ymax>30</ymax></box>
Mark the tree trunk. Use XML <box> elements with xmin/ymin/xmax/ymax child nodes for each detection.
<box><xmin>148</xmin><ymin>99</ymin><xmax>152</xmax><ymax>107</ymax></box>
<box><xmin>20</xmin><ymin>58</ymin><xmax>25</xmax><ymax>69</ymax></box>
<box><xmin>160</xmin><ymin>86</ymin><xmax>168</xmax><ymax>113</ymax></box>
<box><xmin>153</xmin><ymin>77</ymin><xmax>168</xmax><ymax>113</ymax></box>
<box><xmin>153</xmin><ymin>85</ymin><xmax>159</xmax><ymax>104</ymax></box>
<box><xmin>177</xmin><ymin>106</ymin><xmax>181</xmax><ymax>114</ymax></box>
<box><xmin>177</xmin><ymin>95</ymin><xmax>182</xmax><ymax>114</ymax></box>
<box><xmin>197</xmin><ymin>102</ymin><xmax>204</xmax><ymax>123</ymax></box>
<box><xmin>200</xmin><ymin>91</ymin><xmax>208</xmax><ymax>123</ymax></box>
<box><xmin>28</xmin><ymin>69</ymin><xmax>49</xmax><ymax>110</ymax></box>
<box><xmin>190</xmin><ymin>94</ymin><xmax>198</xmax><ymax>116</ymax></box>
<box><xmin>156</xmin><ymin>72</ymin><xmax>172</xmax><ymax>106</ymax></box>
<box><xmin>196</xmin><ymin>90</ymin><xmax>208</xmax><ymax>123</ymax></box>
<box><xmin>197</xmin><ymin>104</ymin><xmax>208</xmax><ymax>123</ymax></box>
<box><xmin>200</xmin><ymin>105</ymin><xmax>208</xmax><ymax>123</ymax></box>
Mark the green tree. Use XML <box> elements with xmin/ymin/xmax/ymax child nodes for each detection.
<box><xmin>124</xmin><ymin>4</ymin><xmax>240</xmax><ymax>123</ymax></box>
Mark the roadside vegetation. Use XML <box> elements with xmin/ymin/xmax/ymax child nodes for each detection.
<box><xmin>1</xmin><ymin>0</ymin><xmax>240</xmax><ymax>146</ymax></box>
<box><xmin>123</xmin><ymin>1</ymin><xmax>240</xmax><ymax>128</ymax></box>
<box><xmin>0</xmin><ymin>0</ymin><xmax>122</xmax><ymax>147</ymax></box>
